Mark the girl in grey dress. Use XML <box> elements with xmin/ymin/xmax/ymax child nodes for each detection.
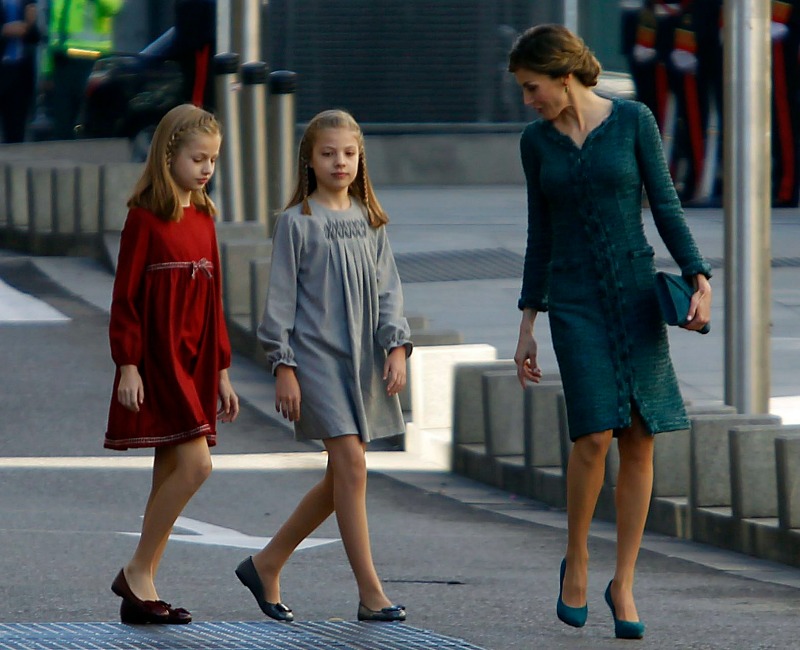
<box><xmin>235</xmin><ymin>110</ymin><xmax>411</xmax><ymax>623</ymax></box>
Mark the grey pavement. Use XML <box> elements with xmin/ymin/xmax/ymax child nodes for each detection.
<box><xmin>1</xmin><ymin>186</ymin><xmax>800</xmax><ymax>649</ymax></box>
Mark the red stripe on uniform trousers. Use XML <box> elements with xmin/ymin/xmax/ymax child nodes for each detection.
<box><xmin>683</xmin><ymin>73</ymin><xmax>705</xmax><ymax>190</ymax></box>
<box><xmin>192</xmin><ymin>44</ymin><xmax>210</xmax><ymax>107</ymax></box>
<box><xmin>655</xmin><ymin>62</ymin><xmax>669</xmax><ymax>129</ymax></box>
<box><xmin>773</xmin><ymin>39</ymin><xmax>795</xmax><ymax>202</ymax></box>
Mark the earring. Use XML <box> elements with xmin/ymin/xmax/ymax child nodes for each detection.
<box><xmin>564</xmin><ymin>84</ymin><xmax>568</xmax><ymax>95</ymax></box>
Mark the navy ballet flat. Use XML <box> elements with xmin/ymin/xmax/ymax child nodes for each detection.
<box><xmin>604</xmin><ymin>580</ymin><xmax>645</xmax><ymax>640</ymax></box>
<box><xmin>235</xmin><ymin>556</ymin><xmax>294</xmax><ymax>622</ymax></box>
<box><xmin>557</xmin><ymin>558</ymin><xmax>588</xmax><ymax>628</ymax></box>
<box><xmin>357</xmin><ymin>602</ymin><xmax>406</xmax><ymax>622</ymax></box>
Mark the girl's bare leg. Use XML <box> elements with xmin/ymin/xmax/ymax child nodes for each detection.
<box><xmin>610</xmin><ymin>413</ymin><xmax>654</xmax><ymax>622</ymax></box>
<box><xmin>123</xmin><ymin>436</ymin><xmax>212</xmax><ymax>601</ymax></box>
<box><xmin>325</xmin><ymin>435</ymin><xmax>392</xmax><ymax>610</ymax></box>
<box><xmin>251</xmin><ymin>464</ymin><xmax>335</xmax><ymax>603</ymax></box>
<box><xmin>562</xmin><ymin>429</ymin><xmax>613</xmax><ymax>608</ymax></box>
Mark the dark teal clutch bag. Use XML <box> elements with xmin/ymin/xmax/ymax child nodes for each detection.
<box><xmin>654</xmin><ymin>272</ymin><xmax>710</xmax><ymax>335</ymax></box>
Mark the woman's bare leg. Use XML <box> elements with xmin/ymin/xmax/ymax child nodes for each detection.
<box><xmin>562</xmin><ymin>429</ymin><xmax>613</xmax><ymax>608</ymax></box>
<box><xmin>610</xmin><ymin>413</ymin><xmax>654</xmax><ymax>622</ymax></box>
<box><xmin>123</xmin><ymin>436</ymin><xmax>212</xmax><ymax>601</ymax></box>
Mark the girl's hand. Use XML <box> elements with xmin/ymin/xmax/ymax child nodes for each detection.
<box><xmin>117</xmin><ymin>365</ymin><xmax>144</xmax><ymax>412</ymax></box>
<box><xmin>684</xmin><ymin>274</ymin><xmax>712</xmax><ymax>332</ymax></box>
<box><xmin>383</xmin><ymin>346</ymin><xmax>407</xmax><ymax>396</ymax></box>
<box><xmin>275</xmin><ymin>365</ymin><xmax>301</xmax><ymax>422</ymax></box>
<box><xmin>218</xmin><ymin>369</ymin><xmax>240</xmax><ymax>423</ymax></box>
<box><xmin>514</xmin><ymin>317</ymin><xmax>543</xmax><ymax>389</ymax></box>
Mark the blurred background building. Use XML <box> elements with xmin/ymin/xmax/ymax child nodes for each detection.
<box><xmin>6</xmin><ymin>1</ymin><xmax>798</xmax><ymax>206</ymax></box>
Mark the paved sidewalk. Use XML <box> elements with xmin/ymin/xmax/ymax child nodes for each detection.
<box><xmin>3</xmin><ymin>185</ymin><xmax>800</xmax><ymax>649</ymax></box>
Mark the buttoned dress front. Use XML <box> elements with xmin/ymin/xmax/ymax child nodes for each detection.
<box><xmin>258</xmin><ymin>199</ymin><xmax>411</xmax><ymax>443</ymax></box>
<box><xmin>519</xmin><ymin>98</ymin><xmax>711</xmax><ymax>440</ymax></box>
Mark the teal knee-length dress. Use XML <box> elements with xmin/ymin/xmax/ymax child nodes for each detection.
<box><xmin>518</xmin><ymin>98</ymin><xmax>711</xmax><ymax>440</ymax></box>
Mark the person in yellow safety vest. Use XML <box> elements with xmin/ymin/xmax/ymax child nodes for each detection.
<box><xmin>43</xmin><ymin>0</ymin><xmax>123</xmax><ymax>139</ymax></box>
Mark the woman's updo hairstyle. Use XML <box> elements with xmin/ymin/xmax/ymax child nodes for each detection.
<box><xmin>507</xmin><ymin>24</ymin><xmax>601</xmax><ymax>88</ymax></box>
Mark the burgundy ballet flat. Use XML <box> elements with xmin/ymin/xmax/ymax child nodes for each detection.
<box><xmin>111</xmin><ymin>569</ymin><xmax>169</xmax><ymax>624</ymax></box>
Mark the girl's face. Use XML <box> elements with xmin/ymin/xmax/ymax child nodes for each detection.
<box><xmin>309</xmin><ymin>127</ymin><xmax>360</xmax><ymax>194</ymax></box>
<box><xmin>170</xmin><ymin>132</ymin><xmax>221</xmax><ymax>194</ymax></box>
<box><xmin>514</xmin><ymin>69</ymin><xmax>568</xmax><ymax>120</ymax></box>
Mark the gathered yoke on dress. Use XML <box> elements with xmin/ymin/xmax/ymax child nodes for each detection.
<box><xmin>258</xmin><ymin>198</ymin><xmax>412</xmax><ymax>443</ymax></box>
<box><xmin>519</xmin><ymin>98</ymin><xmax>711</xmax><ymax>440</ymax></box>
<box><xmin>105</xmin><ymin>205</ymin><xmax>231</xmax><ymax>450</ymax></box>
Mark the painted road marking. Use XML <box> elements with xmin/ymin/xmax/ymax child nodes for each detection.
<box><xmin>0</xmin><ymin>278</ymin><xmax>70</xmax><ymax>322</ymax></box>
<box><xmin>0</xmin><ymin>451</ymin><xmax>444</xmax><ymax>471</ymax></box>
<box><xmin>119</xmin><ymin>516</ymin><xmax>339</xmax><ymax>551</ymax></box>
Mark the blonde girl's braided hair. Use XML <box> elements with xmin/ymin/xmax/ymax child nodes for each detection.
<box><xmin>128</xmin><ymin>104</ymin><xmax>222</xmax><ymax>222</ymax></box>
<box><xmin>284</xmin><ymin>109</ymin><xmax>389</xmax><ymax>227</ymax></box>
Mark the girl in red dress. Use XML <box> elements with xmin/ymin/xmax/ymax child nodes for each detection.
<box><xmin>105</xmin><ymin>104</ymin><xmax>239</xmax><ymax>624</ymax></box>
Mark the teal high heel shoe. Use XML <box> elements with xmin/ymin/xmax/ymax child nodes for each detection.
<box><xmin>604</xmin><ymin>581</ymin><xmax>645</xmax><ymax>640</ymax></box>
<box><xmin>557</xmin><ymin>558</ymin><xmax>587</xmax><ymax>628</ymax></box>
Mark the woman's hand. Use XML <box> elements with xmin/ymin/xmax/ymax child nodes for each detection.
<box><xmin>383</xmin><ymin>346</ymin><xmax>408</xmax><ymax>396</ymax></box>
<box><xmin>684</xmin><ymin>274</ymin><xmax>712</xmax><ymax>332</ymax></box>
<box><xmin>117</xmin><ymin>365</ymin><xmax>144</xmax><ymax>412</ymax></box>
<box><xmin>218</xmin><ymin>369</ymin><xmax>240</xmax><ymax>423</ymax></box>
<box><xmin>514</xmin><ymin>310</ymin><xmax>543</xmax><ymax>388</ymax></box>
<box><xmin>275</xmin><ymin>365</ymin><xmax>301</xmax><ymax>421</ymax></box>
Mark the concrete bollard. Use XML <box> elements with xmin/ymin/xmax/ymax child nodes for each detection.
<box><xmin>776</xmin><ymin>433</ymin><xmax>800</xmax><ymax>530</ymax></box>
<box><xmin>730</xmin><ymin>424</ymin><xmax>800</xmax><ymax>561</ymax></box>
<box><xmin>451</xmin><ymin>360</ymin><xmax>515</xmax><ymax>481</ymax></box>
<box><xmin>404</xmin><ymin>344</ymin><xmax>496</xmax><ymax>469</ymax></box>
<box><xmin>690</xmin><ymin>413</ymin><xmax>780</xmax><ymax>550</ymax></box>
<box><xmin>220</xmin><ymin>239</ymin><xmax>273</xmax><ymax>318</ymax></box>
<box><xmin>691</xmin><ymin>414</ymin><xmax>780</xmax><ymax>509</ymax></box>
<box><xmin>524</xmin><ymin>379</ymin><xmax>565</xmax><ymax>506</ymax></box>
<box><xmin>653</xmin><ymin>404</ymin><xmax>737</xmax><ymax>498</ymax></box>
<box><xmin>249</xmin><ymin>257</ymin><xmax>272</xmax><ymax>336</ymax></box>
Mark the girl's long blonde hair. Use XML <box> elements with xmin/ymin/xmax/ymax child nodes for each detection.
<box><xmin>285</xmin><ymin>109</ymin><xmax>389</xmax><ymax>227</ymax></box>
<box><xmin>128</xmin><ymin>104</ymin><xmax>221</xmax><ymax>222</ymax></box>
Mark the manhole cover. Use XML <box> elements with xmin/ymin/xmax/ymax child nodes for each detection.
<box><xmin>0</xmin><ymin>621</ymin><xmax>486</xmax><ymax>650</ymax></box>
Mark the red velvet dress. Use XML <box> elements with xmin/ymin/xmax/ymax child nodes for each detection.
<box><xmin>104</xmin><ymin>205</ymin><xmax>231</xmax><ymax>450</ymax></box>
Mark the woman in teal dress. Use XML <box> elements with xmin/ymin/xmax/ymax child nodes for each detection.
<box><xmin>509</xmin><ymin>25</ymin><xmax>712</xmax><ymax>639</ymax></box>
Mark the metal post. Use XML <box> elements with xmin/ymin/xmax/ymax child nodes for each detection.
<box><xmin>564</xmin><ymin>0</ymin><xmax>579</xmax><ymax>34</ymax></box>
<box><xmin>268</xmin><ymin>70</ymin><xmax>297</xmax><ymax>232</ymax></box>
<box><xmin>240</xmin><ymin>61</ymin><xmax>269</xmax><ymax>231</ymax></box>
<box><xmin>216</xmin><ymin>0</ymin><xmax>231</xmax><ymax>54</ymax></box>
<box><xmin>241</xmin><ymin>0</ymin><xmax>261</xmax><ymax>63</ymax></box>
<box><xmin>723</xmin><ymin>0</ymin><xmax>771</xmax><ymax>413</ymax></box>
<box><xmin>214</xmin><ymin>52</ymin><xmax>244</xmax><ymax>223</ymax></box>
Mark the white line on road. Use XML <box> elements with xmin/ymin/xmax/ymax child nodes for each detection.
<box><xmin>0</xmin><ymin>278</ymin><xmax>70</xmax><ymax>322</ymax></box>
<box><xmin>118</xmin><ymin>516</ymin><xmax>338</xmax><ymax>551</ymax></box>
<box><xmin>0</xmin><ymin>451</ymin><xmax>444</xmax><ymax>471</ymax></box>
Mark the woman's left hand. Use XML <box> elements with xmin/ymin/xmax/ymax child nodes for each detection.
<box><xmin>218</xmin><ymin>369</ymin><xmax>240</xmax><ymax>422</ymax></box>
<box><xmin>383</xmin><ymin>346</ymin><xmax>408</xmax><ymax>396</ymax></box>
<box><xmin>684</xmin><ymin>274</ymin><xmax>712</xmax><ymax>332</ymax></box>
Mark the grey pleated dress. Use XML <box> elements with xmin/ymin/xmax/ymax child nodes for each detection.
<box><xmin>257</xmin><ymin>198</ymin><xmax>412</xmax><ymax>442</ymax></box>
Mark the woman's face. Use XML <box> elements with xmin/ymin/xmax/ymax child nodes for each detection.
<box><xmin>514</xmin><ymin>69</ymin><xmax>568</xmax><ymax>120</ymax></box>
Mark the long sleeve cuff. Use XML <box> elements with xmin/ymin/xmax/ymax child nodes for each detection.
<box><xmin>681</xmin><ymin>259</ymin><xmax>713</xmax><ymax>280</ymax></box>
<box><xmin>266</xmin><ymin>349</ymin><xmax>298</xmax><ymax>377</ymax></box>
